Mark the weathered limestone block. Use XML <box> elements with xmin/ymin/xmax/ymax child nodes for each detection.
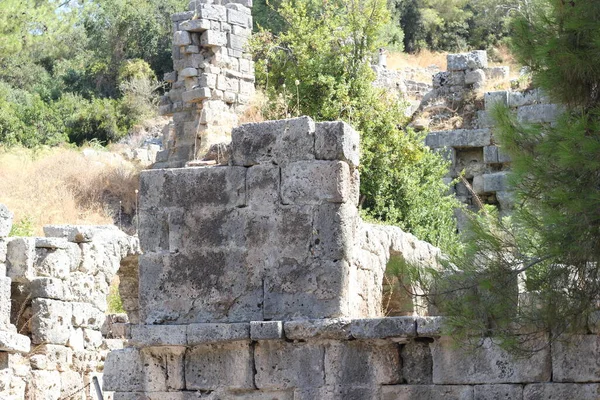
<box><xmin>31</xmin><ymin>298</ymin><xmax>72</xmax><ymax>345</ymax></box>
<box><xmin>255</xmin><ymin>341</ymin><xmax>325</xmax><ymax>390</ymax></box>
<box><xmin>71</xmin><ymin>302</ymin><xmax>104</xmax><ymax>330</ymax></box>
<box><xmin>552</xmin><ymin>335</ymin><xmax>600</xmax><ymax>382</ymax></box>
<box><xmin>201</xmin><ymin>30</ymin><xmax>228</xmax><ymax>47</ymax></box>
<box><xmin>129</xmin><ymin>325</ymin><xmax>187</xmax><ymax>347</ymax></box>
<box><xmin>6</xmin><ymin>237</ymin><xmax>35</xmax><ymax>282</ymax></box>
<box><xmin>284</xmin><ymin>319</ymin><xmax>352</xmax><ymax>340</ymax></box>
<box><xmin>465</xmin><ymin>69</ymin><xmax>485</xmax><ymax>85</ymax></box>
<box><xmin>187</xmin><ymin>323</ymin><xmax>250</xmax><ymax>345</ymax></box>
<box><xmin>250</xmin><ymin>321</ymin><xmax>284</xmax><ymax>340</ymax></box>
<box><xmin>416</xmin><ymin>316</ymin><xmax>444</xmax><ymax>336</ymax></box>
<box><xmin>198</xmin><ymin>4</ymin><xmax>227</xmax><ymax>21</ymax></box>
<box><xmin>60</xmin><ymin>370</ymin><xmax>82</xmax><ymax>399</ymax></box>
<box><xmin>349</xmin><ymin>317</ymin><xmax>416</xmax><ymax>340</ymax></box>
<box><xmin>263</xmin><ymin>259</ymin><xmax>351</xmax><ymax>321</ymax></box>
<box><xmin>30</xmin><ymin>344</ymin><xmax>73</xmax><ymax>371</ymax></box>
<box><xmin>484</xmin><ymin>90</ymin><xmax>509</xmax><ymax>110</ymax></box>
<box><xmin>447</xmin><ymin>50</ymin><xmax>488</xmax><ymax>71</ymax></box>
<box><xmin>324</xmin><ymin>341</ymin><xmax>401</xmax><ymax>386</ymax></box>
<box><xmin>523</xmin><ymin>383</ymin><xmax>600</xmax><ymax>400</ymax></box>
<box><xmin>312</xmin><ymin>203</ymin><xmax>358</xmax><ymax>261</ymax></box>
<box><xmin>431</xmin><ymin>336</ymin><xmax>551</xmax><ymax>384</ymax></box>
<box><xmin>483</xmin><ymin>171</ymin><xmax>509</xmax><ymax>192</ymax></box>
<box><xmin>185</xmin><ymin>341</ymin><xmax>254</xmax><ymax>390</ymax></box>
<box><xmin>280</xmin><ymin>161</ymin><xmax>352</xmax><ymax>205</ymax></box>
<box><xmin>29</xmin><ymin>370</ymin><xmax>61</xmax><ymax>400</ymax></box>
<box><xmin>0</xmin><ymin>330</ymin><xmax>30</xmax><ymax>353</ymax></box>
<box><xmin>473</xmin><ymin>384</ymin><xmax>524</xmax><ymax>400</ymax></box>
<box><xmin>246</xmin><ymin>164</ymin><xmax>280</xmax><ymax>212</ymax></box>
<box><xmin>517</xmin><ymin>104</ymin><xmax>564</xmax><ymax>124</ymax></box>
<box><xmin>103</xmin><ymin>348</ymin><xmax>144</xmax><ymax>392</ymax></box>
<box><xmin>34</xmin><ymin>244</ymin><xmax>81</xmax><ymax>279</ymax></box>
<box><xmin>426</xmin><ymin>129</ymin><xmax>492</xmax><ymax>149</ymax></box>
<box><xmin>483</xmin><ymin>145</ymin><xmax>511</xmax><ymax>164</ymax></box>
<box><xmin>508</xmin><ymin>89</ymin><xmax>545</xmax><ymax>108</ymax></box>
<box><xmin>179</xmin><ymin>18</ymin><xmax>211</xmax><ymax>32</ymax></box>
<box><xmin>182</xmin><ymin>87</ymin><xmax>211</xmax><ymax>103</ymax></box>
<box><xmin>0</xmin><ymin>276</ymin><xmax>11</xmax><ymax>327</ymax></box>
<box><xmin>381</xmin><ymin>385</ymin><xmax>473</xmax><ymax>400</ymax></box>
<box><xmin>139</xmin><ymin>250</ymin><xmax>262</xmax><ymax>324</ymax></box>
<box><xmin>315</xmin><ymin>121</ymin><xmax>360</xmax><ymax>168</ymax></box>
<box><xmin>401</xmin><ymin>340</ymin><xmax>433</xmax><ymax>384</ymax></box>
<box><xmin>174</xmin><ymin>30</ymin><xmax>192</xmax><ymax>46</ymax></box>
<box><xmin>141</xmin><ymin>347</ymin><xmax>186</xmax><ymax>392</ymax></box>
<box><xmin>230</xmin><ymin>117</ymin><xmax>316</xmax><ymax>166</ymax></box>
<box><xmin>67</xmin><ymin>271</ymin><xmax>109</xmax><ymax>311</ymax></box>
<box><xmin>0</xmin><ymin>204</ymin><xmax>13</xmax><ymax>237</ymax></box>
<box><xmin>294</xmin><ymin>386</ymin><xmax>379</xmax><ymax>400</ymax></box>
<box><xmin>484</xmin><ymin>66</ymin><xmax>510</xmax><ymax>81</ymax></box>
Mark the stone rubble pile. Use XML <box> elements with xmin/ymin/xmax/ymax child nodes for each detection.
<box><xmin>156</xmin><ymin>0</ymin><xmax>255</xmax><ymax>169</ymax></box>
<box><xmin>0</xmin><ymin>210</ymin><xmax>141</xmax><ymax>400</ymax></box>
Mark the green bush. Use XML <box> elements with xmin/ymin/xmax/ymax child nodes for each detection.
<box><xmin>253</xmin><ymin>0</ymin><xmax>460</xmax><ymax>252</ymax></box>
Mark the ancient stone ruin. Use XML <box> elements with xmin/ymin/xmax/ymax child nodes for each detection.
<box><xmin>0</xmin><ymin>204</ymin><xmax>140</xmax><ymax>399</ymax></box>
<box><xmin>415</xmin><ymin>51</ymin><xmax>563</xmax><ymax>223</ymax></box>
<box><xmin>155</xmin><ymin>0</ymin><xmax>255</xmax><ymax>169</ymax></box>
<box><xmin>101</xmin><ymin>116</ymin><xmax>600</xmax><ymax>400</ymax></box>
<box><xmin>0</xmin><ymin>2</ymin><xmax>598</xmax><ymax>397</ymax></box>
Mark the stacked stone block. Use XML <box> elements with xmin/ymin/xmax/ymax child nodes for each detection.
<box><xmin>0</xmin><ymin>204</ymin><xmax>31</xmax><ymax>399</ymax></box>
<box><xmin>137</xmin><ymin>117</ymin><xmax>367</xmax><ymax>324</ymax></box>
<box><xmin>156</xmin><ymin>0</ymin><xmax>255</xmax><ymax>168</ymax></box>
<box><xmin>418</xmin><ymin>51</ymin><xmax>564</xmax><ymax>220</ymax></box>
<box><xmin>1</xmin><ymin>222</ymin><xmax>140</xmax><ymax>399</ymax></box>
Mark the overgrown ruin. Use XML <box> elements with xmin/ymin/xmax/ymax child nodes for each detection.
<box><xmin>1</xmin><ymin>2</ymin><xmax>599</xmax><ymax>399</ymax></box>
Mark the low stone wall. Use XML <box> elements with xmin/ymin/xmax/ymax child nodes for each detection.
<box><xmin>104</xmin><ymin>316</ymin><xmax>600</xmax><ymax>399</ymax></box>
<box><xmin>0</xmin><ymin>207</ymin><xmax>140</xmax><ymax>400</ymax></box>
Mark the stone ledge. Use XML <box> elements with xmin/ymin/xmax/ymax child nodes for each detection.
<box><xmin>121</xmin><ymin>317</ymin><xmax>438</xmax><ymax>347</ymax></box>
<box><xmin>0</xmin><ymin>330</ymin><xmax>31</xmax><ymax>353</ymax></box>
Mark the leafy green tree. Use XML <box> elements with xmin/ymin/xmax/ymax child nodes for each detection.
<box><xmin>252</xmin><ymin>0</ymin><xmax>460</xmax><ymax>251</ymax></box>
<box><xmin>424</xmin><ymin>0</ymin><xmax>600</xmax><ymax>350</ymax></box>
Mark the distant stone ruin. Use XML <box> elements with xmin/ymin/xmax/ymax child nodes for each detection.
<box><xmin>155</xmin><ymin>0</ymin><xmax>255</xmax><ymax>169</ymax></box>
<box><xmin>0</xmin><ymin>206</ymin><xmax>140</xmax><ymax>399</ymax></box>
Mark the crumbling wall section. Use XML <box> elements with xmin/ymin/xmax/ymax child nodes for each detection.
<box><xmin>156</xmin><ymin>0</ymin><xmax>255</xmax><ymax>169</ymax></box>
<box><xmin>0</xmin><ymin>214</ymin><xmax>140</xmax><ymax>400</ymax></box>
<box><xmin>0</xmin><ymin>205</ymin><xmax>30</xmax><ymax>399</ymax></box>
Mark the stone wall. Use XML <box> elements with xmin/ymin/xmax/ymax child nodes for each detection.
<box><xmin>155</xmin><ymin>0</ymin><xmax>255</xmax><ymax>169</ymax></box>
<box><xmin>0</xmin><ymin>205</ymin><xmax>30</xmax><ymax>398</ymax></box>
<box><xmin>0</xmin><ymin>207</ymin><xmax>140</xmax><ymax>400</ymax></box>
<box><xmin>416</xmin><ymin>51</ymin><xmax>563</xmax><ymax>221</ymax></box>
<box><xmin>103</xmin><ymin>117</ymin><xmax>600</xmax><ymax>400</ymax></box>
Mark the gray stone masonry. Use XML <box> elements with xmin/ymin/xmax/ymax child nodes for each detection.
<box><xmin>156</xmin><ymin>0</ymin><xmax>255</xmax><ymax>169</ymax></box>
<box><xmin>421</xmin><ymin>51</ymin><xmax>564</xmax><ymax>220</ymax></box>
<box><xmin>0</xmin><ymin>216</ymin><xmax>141</xmax><ymax>400</ymax></box>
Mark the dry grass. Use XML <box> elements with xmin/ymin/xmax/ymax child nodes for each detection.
<box><xmin>239</xmin><ymin>91</ymin><xmax>268</xmax><ymax>124</ymax></box>
<box><xmin>387</xmin><ymin>50</ymin><xmax>448</xmax><ymax>72</ymax></box>
<box><xmin>0</xmin><ymin>146</ymin><xmax>141</xmax><ymax>236</ymax></box>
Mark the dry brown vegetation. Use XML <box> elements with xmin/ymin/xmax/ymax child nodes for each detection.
<box><xmin>0</xmin><ymin>146</ymin><xmax>141</xmax><ymax>236</ymax></box>
<box><xmin>387</xmin><ymin>49</ymin><xmax>448</xmax><ymax>72</ymax></box>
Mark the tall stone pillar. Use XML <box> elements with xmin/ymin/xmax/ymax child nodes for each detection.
<box><xmin>156</xmin><ymin>0</ymin><xmax>255</xmax><ymax>168</ymax></box>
